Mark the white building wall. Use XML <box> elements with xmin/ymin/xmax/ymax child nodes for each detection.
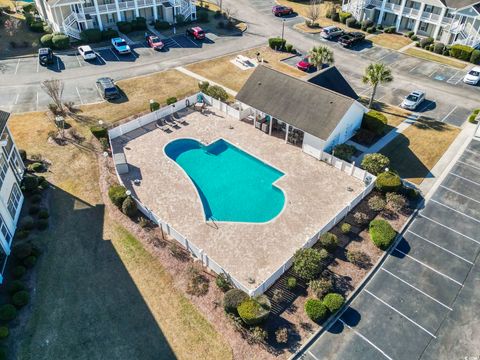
<box><xmin>302</xmin><ymin>132</ymin><xmax>326</xmax><ymax>158</ymax></box>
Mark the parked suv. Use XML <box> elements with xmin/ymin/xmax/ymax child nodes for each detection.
<box><xmin>186</xmin><ymin>26</ymin><xmax>205</xmax><ymax>40</ymax></box>
<box><xmin>320</xmin><ymin>26</ymin><xmax>344</xmax><ymax>40</ymax></box>
<box><xmin>38</xmin><ymin>48</ymin><xmax>54</xmax><ymax>66</ymax></box>
<box><xmin>338</xmin><ymin>32</ymin><xmax>365</xmax><ymax>48</ymax></box>
<box><xmin>272</xmin><ymin>5</ymin><xmax>293</xmax><ymax>16</ymax></box>
<box><xmin>96</xmin><ymin>77</ymin><xmax>120</xmax><ymax>100</ymax></box>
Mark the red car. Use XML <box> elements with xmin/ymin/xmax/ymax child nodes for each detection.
<box><xmin>296</xmin><ymin>56</ymin><xmax>314</xmax><ymax>72</ymax></box>
<box><xmin>186</xmin><ymin>26</ymin><xmax>205</xmax><ymax>40</ymax></box>
<box><xmin>272</xmin><ymin>5</ymin><xmax>293</xmax><ymax>16</ymax></box>
<box><xmin>146</xmin><ymin>35</ymin><xmax>164</xmax><ymax>50</ymax></box>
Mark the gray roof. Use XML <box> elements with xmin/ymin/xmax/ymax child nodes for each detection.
<box><xmin>0</xmin><ymin>111</ymin><xmax>10</xmax><ymax>134</ymax></box>
<box><xmin>236</xmin><ymin>66</ymin><xmax>355</xmax><ymax>141</ymax></box>
<box><xmin>445</xmin><ymin>0</ymin><xmax>480</xmax><ymax>9</ymax></box>
<box><xmin>307</xmin><ymin>66</ymin><xmax>358</xmax><ymax>100</ymax></box>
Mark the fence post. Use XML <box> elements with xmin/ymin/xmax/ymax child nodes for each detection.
<box><xmin>351</xmin><ymin>161</ymin><xmax>356</xmax><ymax>176</ymax></box>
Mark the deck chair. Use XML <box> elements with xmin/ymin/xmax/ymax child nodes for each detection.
<box><xmin>155</xmin><ymin>119</ymin><xmax>170</xmax><ymax>132</ymax></box>
<box><xmin>164</xmin><ymin>115</ymin><xmax>180</xmax><ymax>128</ymax></box>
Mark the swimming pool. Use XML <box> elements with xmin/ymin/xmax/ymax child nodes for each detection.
<box><xmin>165</xmin><ymin>138</ymin><xmax>285</xmax><ymax>223</ymax></box>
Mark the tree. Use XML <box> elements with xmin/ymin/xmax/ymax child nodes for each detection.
<box><xmin>361</xmin><ymin>153</ymin><xmax>390</xmax><ymax>175</ymax></box>
<box><xmin>41</xmin><ymin>79</ymin><xmax>65</xmax><ymax>115</ymax></box>
<box><xmin>306</xmin><ymin>0</ymin><xmax>322</xmax><ymax>25</ymax></box>
<box><xmin>308</xmin><ymin>45</ymin><xmax>334</xmax><ymax>69</ymax></box>
<box><xmin>293</xmin><ymin>248</ymin><xmax>328</xmax><ymax>280</ymax></box>
<box><xmin>362</xmin><ymin>63</ymin><xmax>393</xmax><ymax>108</ymax></box>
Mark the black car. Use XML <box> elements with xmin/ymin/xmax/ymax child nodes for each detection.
<box><xmin>38</xmin><ymin>48</ymin><xmax>54</xmax><ymax>66</ymax></box>
<box><xmin>338</xmin><ymin>32</ymin><xmax>365</xmax><ymax>48</ymax></box>
<box><xmin>96</xmin><ymin>77</ymin><xmax>120</xmax><ymax>100</ymax></box>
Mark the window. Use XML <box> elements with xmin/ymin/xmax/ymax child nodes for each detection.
<box><xmin>0</xmin><ymin>155</ymin><xmax>8</xmax><ymax>189</ymax></box>
<box><xmin>9</xmin><ymin>149</ymin><xmax>24</xmax><ymax>181</ymax></box>
<box><xmin>7</xmin><ymin>183</ymin><xmax>21</xmax><ymax>219</ymax></box>
<box><xmin>0</xmin><ymin>214</ymin><xmax>12</xmax><ymax>246</ymax></box>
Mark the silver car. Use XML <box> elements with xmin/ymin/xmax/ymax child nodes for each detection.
<box><xmin>401</xmin><ymin>90</ymin><xmax>426</xmax><ymax>110</ymax></box>
<box><xmin>320</xmin><ymin>26</ymin><xmax>344</xmax><ymax>39</ymax></box>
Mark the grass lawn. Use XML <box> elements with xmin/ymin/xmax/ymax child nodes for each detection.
<box><xmin>0</xmin><ymin>12</ymin><xmax>42</xmax><ymax>58</ymax></box>
<box><xmin>359</xmin><ymin>99</ymin><xmax>413</xmax><ymax>127</ymax></box>
<box><xmin>9</xmin><ymin>112</ymin><xmax>232</xmax><ymax>360</ymax></box>
<box><xmin>185</xmin><ymin>46</ymin><xmax>305</xmax><ymax>92</ymax></box>
<box><xmin>79</xmin><ymin>69</ymin><xmax>199</xmax><ymax>124</ymax></box>
<box><xmin>370</xmin><ymin>33</ymin><xmax>412</xmax><ymax>50</ymax></box>
<box><xmin>293</xmin><ymin>22</ymin><xmax>322</xmax><ymax>33</ymax></box>
<box><xmin>380</xmin><ymin>118</ymin><xmax>460</xmax><ymax>184</ymax></box>
<box><xmin>404</xmin><ymin>48</ymin><xmax>467</xmax><ymax>69</ymax></box>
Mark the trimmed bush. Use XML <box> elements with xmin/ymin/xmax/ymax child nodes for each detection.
<box><xmin>0</xmin><ymin>305</ymin><xmax>16</xmax><ymax>322</ymax></box>
<box><xmin>29</xmin><ymin>21</ymin><xmax>45</xmax><ymax>33</ymax></box>
<box><xmin>40</xmin><ymin>33</ymin><xmax>53</xmax><ymax>47</ymax></box>
<box><xmin>361</xmin><ymin>19</ymin><xmax>373</xmax><ymax>31</ymax></box>
<box><xmin>28</xmin><ymin>162</ymin><xmax>44</xmax><ymax>172</ymax></box>
<box><xmin>28</xmin><ymin>205</ymin><xmax>40</xmax><ymax>215</ymax></box>
<box><xmin>339</xmin><ymin>11</ymin><xmax>352</xmax><ymax>24</ymax></box>
<box><xmin>166</xmin><ymin>97</ymin><xmax>177</xmax><ymax>105</ymax></box>
<box><xmin>386</xmin><ymin>192</ymin><xmax>407</xmax><ymax>212</ymax></box>
<box><xmin>402</xmin><ymin>186</ymin><xmax>420</xmax><ymax>200</ymax></box>
<box><xmin>116</xmin><ymin>21</ymin><xmax>133</xmax><ymax>33</ymax></box>
<box><xmin>368</xmin><ymin>195</ymin><xmax>386</xmax><ymax>211</ymax></box>
<box><xmin>305</xmin><ymin>298</ymin><xmax>328</xmax><ymax>322</ymax></box>
<box><xmin>20</xmin><ymin>216</ymin><xmax>35</xmax><ymax>231</ymax></box>
<box><xmin>470</xmin><ymin>49</ymin><xmax>480</xmax><ymax>64</ymax></box>
<box><xmin>90</xmin><ymin>126</ymin><xmax>107</xmax><ymax>139</ymax></box>
<box><xmin>293</xmin><ymin>248</ymin><xmax>328</xmax><ymax>281</ymax></box>
<box><xmin>13</xmin><ymin>243</ymin><xmax>32</xmax><ymax>260</ymax></box>
<box><xmin>0</xmin><ymin>327</ymin><xmax>8</xmax><ymax>339</ymax></box>
<box><xmin>19</xmin><ymin>149</ymin><xmax>27</xmax><ymax>161</ymax></box>
<box><xmin>286</xmin><ymin>277</ymin><xmax>297</xmax><ymax>290</ymax></box>
<box><xmin>12</xmin><ymin>290</ymin><xmax>29</xmax><ymax>308</ymax></box>
<box><xmin>323</xmin><ymin>293</ymin><xmax>344</xmax><ymax>313</ymax></box>
<box><xmin>8</xmin><ymin>281</ymin><xmax>26</xmax><ymax>296</ymax></box>
<box><xmin>369</xmin><ymin>219</ymin><xmax>396</xmax><ymax>249</ymax></box>
<box><xmin>23</xmin><ymin>175</ymin><xmax>39</xmax><ymax>192</ymax></box>
<box><xmin>12</xmin><ymin>266</ymin><xmax>26</xmax><ymax>279</ymax></box>
<box><xmin>215</xmin><ymin>273</ymin><xmax>231</xmax><ymax>292</ymax></box>
<box><xmin>150</xmin><ymin>101</ymin><xmax>160</xmax><ymax>112</ymax></box>
<box><xmin>406</xmin><ymin>30</ymin><xmax>414</xmax><ymax>38</ymax></box>
<box><xmin>384</xmin><ymin>26</ymin><xmax>396</xmax><ymax>33</ymax></box>
<box><xmin>375</xmin><ymin>171</ymin><xmax>402</xmax><ymax>193</ymax></box>
<box><xmin>419</xmin><ymin>36</ymin><xmax>434</xmax><ymax>49</ymax></box>
<box><xmin>23</xmin><ymin>255</ymin><xmax>37</xmax><ymax>268</ymax></box>
<box><xmin>361</xmin><ymin>153</ymin><xmax>390</xmax><ymax>175</ymax></box>
<box><xmin>319</xmin><ymin>232</ymin><xmax>338</xmax><ymax>251</ymax></box>
<box><xmin>52</xmin><ymin>34</ymin><xmax>69</xmax><ymax>49</ymax></box>
<box><xmin>108</xmin><ymin>185</ymin><xmax>127</xmax><ymax>208</ymax></box>
<box><xmin>333</xmin><ymin>144</ymin><xmax>356</xmax><ymax>162</ymax></box>
<box><xmin>366</xmin><ymin>26</ymin><xmax>376</xmax><ymax>34</ymax></box>
<box><xmin>237</xmin><ymin>297</ymin><xmax>271</xmax><ymax>325</ymax></box>
<box><xmin>223</xmin><ymin>289</ymin><xmax>248</xmax><ymax>313</ymax></box>
<box><xmin>31</xmin><ymin>194</ymin><xmax>42</xmax><ymax>203</ymax></box>
<box><xmin>362</xmin><ymin>110</ymin><xmax>387</xmax><ymax>135</ymax></box>
<box><xmin>285</xmin><ymin>43</ymin><xmax>294</xmax><ymax>53</ymax></box>
<box><xmin>450</xmin><ymin>44</ymin><xmax>473</xmax><ymax>61</ymax></box>
<box><xmin>346</xmin><ymin>17</ymin><xmax>357</xmax><ymax>28</ymax></box>
<box><xmin>411</xmin><ymin>35</ymin><xmax>418</xmax><ymax>41</ymax></box>
<box><xmin>102</xmin><ymin>29</ymin><xmax>118</xmax><ymax>40</ymax></box>
<box><xmin>341</xmin><ymin>222</ymin><xmax>351</xmax><ymax>234</ymax></box>
<box><xmin>132</xmin><ymin>17</ymin><xmax>147</xmax><ymax>31</ymax></box>
<box><xmin>38</xmin><ymin>209</ymin><xmax>49</xmax><ymax>219</ymax></box>
<box><xmin>206</xmin><ymin>85</ymin><xmax>228</xmax><ymax>102</ymax></box>
<box><xmin>154</xmin><ymin>20</ymin><xmax>171</xmax><ymax>30</ymax></box>
<box><xmin>121</xmin><ymin>196</ymin><xmax>137</xmax><ymax>217</ymax></box>
<box><xmin>309</xmin><ymin>278</ymin><xmax>332</xmax><ymax>299</ymax></box>
<box><xmin>268</xmin><ymin>37</ymin><xmax>286</xmax><ymax>50</ymax></box>
<box><xmin>433</xmin><ymin>42</ymin><xmax>445</xmax><ymax>54</ymax></box>
<box><xmin>197</xmin><ymin>10</ymin><xmax>209</xmax><ymax>22</ymax></box>
<box><xmin>81</xmin><ymin>28</ymin><xmax>102</xmax><ymax>42</ymax></box>
<box><xmin>36</xmin><ymin>219</ymin><xmax>49</xmax><ymax>231</ymax></box>
<box><xmin>468</xmin><ymin>114</ymin><xmax>478</xmax><ymax>123</ymax></box>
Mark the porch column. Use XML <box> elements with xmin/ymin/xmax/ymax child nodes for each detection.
<box><xmin>93</xmin><ymin>0</ymin><xmax>103</xmax><ymax>30</ymax></box>
<box><xmin>269</xmin><ymin>118</ymin><xmax>273</xmax><ymax>136</ymax></box>
<box><xmin>376</xmin><ymin>0</ymin><xmax>388</xmax><ymax>26</ymax></box>
<box><xmin>285</xmin><ymin>124</ymin><xmax>289</xmax><ymax>143</ymax></box>
<box><xmin>413</xmin><ymin>2</ymin><xmax>425</xmax><ymax>33</ymax></box>
<box><xmin>114</xmin><ymin>0</ymin><xmax>122</xmax><ymax>22</ymax></box>
<box><xmin>134</xmin><ymin>0</ymin><xmax>140</xmax><ymax>17</ymax></box>
<box><xmin>432</xmin><ymin>7</ymin><xmax>447</xmax><ymax>39</ymax></box>
<box><xmin>152</xmin><ymin>0</ymin><xmax>158</xmax><ymax>20</ymax></box>
<box><xmin>474</xmin><ymin>20</ymin><xmax>480</xmax><ymax>46</ymax></box>
<box><xmin>395</xmin><ymin>0</ymin><xmax>406</xmax><ymax>30</ymax></box>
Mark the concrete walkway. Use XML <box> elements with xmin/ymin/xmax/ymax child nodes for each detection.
<box><xmin>398</xmin><ymin>41</ymin><xmax>416</xmax><ymax>53</ymax></box>
<box><xmin>175</xmin><ymin>66</ymin><xmax>239</xmax><ymax>96</ymax></box>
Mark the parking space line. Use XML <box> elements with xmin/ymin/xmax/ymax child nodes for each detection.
<box><xmin>14</xmin><ymin>93</ymin><xmax>19</xmax><ymax>105</ymax></box>
<box><xmin>168</xmin><ymin>36</ymin><xmax>182</xmax><ymax>48</ymax></box>
<box><xmin>36</xmin><ymin>60</ymin><xmax>39</xmax><ymax>73</ymax></box>
<box><xmin>429</xmin><ymin>68</ymin><xmax>438</xmax><ymax>77</ymax></box>
<box><xmin>337</xmin><ymin>318</ymin><xmax>394</xmax><ymax>360</ymax></box>
<box><xmin>420</xmin><ymin>212</ymin><xmax>480</xmax><ymax>245</ymax></box>
<box><xmin>110</xmin><ymin>49</ymin><xmax>121</xmax><ymax>61</ymax></box>
<box><xmin>307</xmin><ymin>350</ymin><xmax>320</xmax><ymax>360</ymax></box>
<box><xmin>407</xmin><ymin>229</ymin><xmax>474</xmax><ymax>265</ymax></box>
<box><xmin>364</xmin><ymin>289</ymin><xmax>437</xmax><ymax>338</ymax></box>
<box><xmin>440</xmin><ymin>184</ymin><xmax>480</xmax><ymax>206</ymax></box>
<box><xmin>393</xmin><ymin>248</ymin><xmax>463</xmax><ymax>286</ymax></box>
<box><xmin>376</xmin><ymin>88</ymin><xmax>393</xmax><ymax>102</ymax></box>
<box><xmin>457</xmin><ymin>159</ymin><xmax>480</xmax><ymax>172</ymax></box>
<box><xmin>416</xmin><ymin>100</ymin><xmax>435</xmax><ymax>113</ymax></box>
<box><xmin>14</xmin><ymin>59</ymin><xmax>20</xmax><ymax>75</ymax></box>
<box><xmin>441</xmin><ymin>105</ymin><xmax>457</xmax><ymax>122</ymax></box>
<box><xmin>430</xmin><ymin>198</ymin><xmax>480</xmax><ymax>225</ymax></box>
<box><xmin>380</xmin><ymin>267</ymin><xmax>453</xmax><ymax>310</ymax></box>
<box><xmin>75</xmin><ymin>87</ymin><xmax>84</xmax><ymax>105</ymax></box>
<box><xmin>450</xmin><ymin>172</ymin><xmax>480</xmax><ymax>188</ymax></box>
<box><xmin>36</xmin><ymin>92</ymin><xmax>39</xmax><ymax>110</ymax></box>
<box><xmin>465</xmin><ymin>148</ymin><xmax>480</xmax><ymax>156</ymax></box>
<box><xmin>409</xmin><ymin>64</ymin><xmax>419</xmax><ymax>73</ymax></box>
<box><xmin>75</xmin><ymin>54</ymin><xmax>83</xmax><ymax>67</ymax></box>
<box><xmin>56</xmin><ymin>56</ymin><xmax>60</xmax><ymax>71</ymax></box>
<box><xmin>185</xmin><ymin>35</ymin><xmax>200</xmax><ymax>47</ymax></box>
<box><xmin>446</xmin><ymin>70</ymin><xmax>459</xmax><ymax>83</ymax></box>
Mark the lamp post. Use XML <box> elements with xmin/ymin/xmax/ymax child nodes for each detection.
<box><xmin>281</xmin><ymin>19</ymin><xmax>286</xmax><ymax>44</ymax></box>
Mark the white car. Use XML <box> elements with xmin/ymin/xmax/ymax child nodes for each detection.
<box><xmin>320</xmin><ymin>26</ymin><xmax>344</xmax><ymax>40</ymax></box>
<box><xmin>77</xmin><ymin>45</ymin><xmax>96</xmax><ymax>61</ymax></box>
<box><xmin>401</xmin><ymin>90</ymin><xmax>426</xmax><ymax>110</ymax></box>
<box><xmin>463</xmin><ymin>66</ymin><xmax>480</xmax><ymax>85</ymax></box>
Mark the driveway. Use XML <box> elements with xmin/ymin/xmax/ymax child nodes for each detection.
<box><xmin>295</xmin><ymin>139</ymin><xmax>480</xmax><ymax>360</ymax></box>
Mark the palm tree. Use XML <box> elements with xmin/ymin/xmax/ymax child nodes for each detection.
<box><xmin>308</xmin><ymin>46</ymin><xmax>334</xmax><ymax>69</ymax></box>
<box><xmin>362</xmin><ymin>63</ymin><xmax>393</xmax><ymax>108</ymax></box>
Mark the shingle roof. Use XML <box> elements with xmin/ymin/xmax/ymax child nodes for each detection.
<box><xmin>236</xmin><ymin>65</ymin><xmax>355</xmax><ymax>141</ymax></box>
<box><xmin>445</xmin><ymin>0</ymin><xmax>480</xmax><ymax>9</ymax></box>
<box><xmin>307</xmin><ymin>66</ymin><xmax>358</xmax><ymax>100</ymax></box>
<box><xmin>0</xmin><ymin>111</ymin><xmax>10</xmax><ymax>134</ymax></box>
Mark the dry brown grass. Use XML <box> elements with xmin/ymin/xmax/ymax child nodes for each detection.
<box><xmin>380</xmin><ymin>119</ymin><xmax>460</xmax><ymax>184</ymax></box>
<box><xmin>404</xmin><ymin>48</ymin><xmax>467</xmax><ymax>69</ymax></box>
<box><xmin>79</xmin><ymin>69</ymin><xmax>199</xmax><ymax>125</ymax></box>
<box><xmin>293</xmin><ymin>23</ymin><xmax>322</xmax><ymax>33</ymax></box>
<box><xmin>370</xmin><ymin>33</ymin><xmax>412</xmax><ymax>50</ymax></box>
<box><xmin>276</xmin><ymin>0</ymin><xmax>333</xmax><ymax>18</ymax></box>
<box><xmin>185</xmin><ymin>46</ymin><xmax>305</xmax><ymax>92</ymax></box>
<box><xmin>374</xmin><ymin>103</ymin><xmax>412</xmax><ymax>127</ymax></box>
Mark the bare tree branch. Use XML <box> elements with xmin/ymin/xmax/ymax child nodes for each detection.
<box><xmin>307</xmin><ymin>0</ymin><xmax>322</xmax><ymax>25</ymax></box>
<box><xmin>41</xmin><ymin>79</ymin><xmax>65</xmax><ymax>114</ymax></box>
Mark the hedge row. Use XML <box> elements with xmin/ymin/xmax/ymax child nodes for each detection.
<box><xmin>80</xmin><ymin>28</ymin><xmax>118</xmax><ymax>43</ymax></box>
<box><xmin>416</xmin><ymin>40</ymin><xmax>480</xmax><ymax>64</ymax></box>
<box><xmin>40</xmin><ymin>33</ymin><xmax>69</xmax><ymax>50</ymax></box>
<box><xmin>116</xmin><ymin>17</ymin><xmax>147</xmax><ymax>33</ymax></box>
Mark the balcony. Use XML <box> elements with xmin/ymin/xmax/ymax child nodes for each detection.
<box><xmin>421</xmin><ymin>11</ymin><xmax>441</xmax><ymax>23</ymax></box>
<box><xmin>384</xmin><ymin>1</ymin><xmax>402</xmax><ymax>13</ymax></box>
<box><xmin>402</xmin><ymin>6</ymin><xmax>420</xmax><ymax>18</ymax></box>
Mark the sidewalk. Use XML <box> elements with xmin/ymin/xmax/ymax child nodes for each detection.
<box><xmin>175</xmin><ymin>66</ymin><xmax>238</xmax><ymax>96</ymax></box>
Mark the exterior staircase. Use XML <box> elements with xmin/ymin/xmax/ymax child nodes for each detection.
<box><xmin>179</xmin><ymin>0</ymin><xmax>195</xmax><ymax>21</ymax></box>
<box><xmin>63</xmin><ymin>12</ymin><xmax>82</xmax><ymax>40</ymax></box>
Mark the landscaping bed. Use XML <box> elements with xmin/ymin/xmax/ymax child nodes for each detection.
<box><xmin>370</xmin><ymin>32</ymin><xmax>412</xmax><ymax>50</ymax></box>
<box><xmin>404</xmin><ymin>47</ymin><xmax>468</xmax><ymax>69</ymax></box>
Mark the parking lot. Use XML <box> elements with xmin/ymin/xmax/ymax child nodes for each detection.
<box><xmin>298</xmin><ymin>139</ymin><xmax>480</xmax><ymax>360</ymax></box>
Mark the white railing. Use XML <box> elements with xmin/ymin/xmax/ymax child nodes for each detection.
<box><xmin>385</xmin><ymin>1</ymin><xmax>402</xmax><ymax>13</ymax></box>
<box><xmin>137</xmin><ymin>0</ymin><xmax>154</xmax><ymax>7</ymax></box>
<box><xmin>402</xmin><ymin>6</ymin><xmax>419</xmax><ymax>18</ymax></box>
<box><xmin>108</xmin><ymin>93</ymin><xmax>376</xmax><ymax>297</ymax></box>
<box><xmin>420</xmin><ymin>11</ymin><xmax>441</xmax><ymax>23</ymax></box>
<box><xmin>63</xmin><ymin>13</ymin><xmax>81</xmax><ymax>39</ymax></box>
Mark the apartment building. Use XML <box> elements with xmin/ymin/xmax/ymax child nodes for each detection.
<box><xmin>342</xmin><ymin>0</ymin><xmax>480</xmax><ymax>47</ymax></box>
<box><xmin>0</xmin><ymin>111</ymin><xmax>26</xmax><ymax>284</ymax></box>
<box><xmin>34</xmin><ymin>0</ymin><xmax>197</xmax><ymax>39</ymax></box>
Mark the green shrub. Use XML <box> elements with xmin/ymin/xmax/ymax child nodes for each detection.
<box><xmin>468</xmin><ymin>114</ymin><xmax>478</xmax><ymax>123</ymax></box>
<box><xmin>15</xmin><ymin>230</ymin><xmax>29</xmax><ymax>240</ymax></box>
<box><xmin>384</xmin><ymin>26</ymin><xmax>396</xmax><ymax>33</ymax></box>
<box><xmin>29</xmin><ymin>21</ymin><xmax>45</xmax><ymax>33</ymax></box>
<box><xmin>150</xmin><ymin>101</ymin><xmax>160</xmax><ymax>112</ymax></box>
<box><xmin>346</xmin><ymin>250</ymin><xmax>370</xmax><ymax>267</ymax></box>
<box><xmin>28</xmin><ymin>205</ymin><xmax>40</xmax><ymax>215</ymax></box>
<box><xmin>366</xmin><ymin>26</ymin><xmax>376</xmax><ymax>33</ymax></box>
<box><xmin>23</xmin><ymin>255</ymin><xmax>37</xmax><ymax>268</ymax></box>
<box><xmin>361</xmin><ymin>153</ymin><xmax>390</xmax><ymax>175</ymax></box>
<box><xmin>411</xmin><ymin>35</ymin><xmax>418</xmax><ymax>41</ymax></box>
<box><xmin>470</xmin><ymin>49</ymin><xmax>480</xmax><ymax>64</ymax></box>
<box><xmin>13</xmin><ymin>243</ymin><xmax>32</xmax><ymax>260</ymax></box>
<box><xmin>108</xmin><ymin>185</ymin><xmax>127</xmax><ymax>208</ymax></box>
<box><xmin>309</xmin><ymin>278</ymin><xmax>332</xmax><ymax>299</ymax></box>
<box><xmin>38</xmin><ymin>209</ymin><xmax>49</xmax><ymax>219</ymax></box>
<box><xmin>40</xmin><ymin>33</ymin><xmax>53</xmax><ymax>47</ymax></box>
<box><xmin>90</xmin><ymin>126</ymin><xmax>107</xmax><ymax>139</ymax></box>
<box><xmin>81</xmin><ymin>28</ymin><xmax>102</xmax><ymax>42</ymax></box>
<box><xmin>285</xmin><ymin>43</ymin><xmax>294</xmax><ymax>53</ymax></box>
<box><xmin>450</xmin><ymin>44</ymin><xmax>473</xmax><ymax>61</ymax></box>
<box><xmin>23</xmin><ymin>175</ymin><xmax>39</xmax><ymax>192</ymax></box>
<box><xmin>28</xmin><ymin>162</ymin><xmax>44</xmax><ymax>172</ymax></box>
<box><xmin>419</xmin><ymin>36</ymin><xmax>433</xmax><ymax>48</ymax></box>
<box><xmin>304</xmin><ymin>298</ymin><xmax>328</xmax><ymax>322</ymax></box>
<box><xmin>340</xmin><ymin>222</ymin><xmax>351</xmax><ymax>234</ymax></box>
<box><xmin>0</xmin><ymin>327</ymin><xmax>8</xmax><ymax>339</ymax></box>
<box><xmin>368</xmin><ymin>195</ymin><xmax>386</xmax><ymax>211</ymax></box>
<box><xmin>12</xmin><ymin>290</ymin><xmax>29</xmax><ymax>308</ymax></box>
<box><xmin>19</xmin><ymin>149</ymin><xmax>27</xmax><ymax>161</ymax></box>
<box><xmin>52</xmin><ymin>34</ymin><xmax>69</xmax><ymax>49</ymax></box>
<box><xmin>339</xmin><ymin>11</ymin><xmax>352</xmax><ymax>23</ymax></box>
<box><xmin>132</xmin><ymin>16</ymin><xmax>147</xmax><ymax>30</ymax></box>
<box><xmin>293</xmin><ymin>248</ymin><xmax>328</xmax><ymax>280</ymax></box>
<box><xmin>206</xmin><ymin>85</ymin><xmax>228</xmax><ymax>102</ymax></box>
<box><xmin>116</xmin><ymin>21</ymin><xmax>133</xmax><ymax>33</ymax></box>
<box><xmin>268</xmin><ymin>37</ymin><xmax>286</xmax><ymax>50</ymax></box>
<box><xmin>237</xmin><ymin>297</ymin><xmax>270</xmax><ymax>325</ymax></box>
<box><xmin>22</xmin><ymin>3</ymin><xmax>35</xmax><ymax>12</ymax></box>
<box><xmin>375</xmin><ymin>171</ymin><xmax>402</xmax><ymax>193</ymax></box>
<box><xmin>197</xmin><ymin>10</ymin><xmax>209</xmax><ymax>22</ymax></box>
<box><xmin>323</xmin><ymin>293</ymin><xmax>344</xmax><ymax>313</ymax></box>
<box><xmin>286</xmin><ymin>277</ymin><xmax>297</xmax><ymax>290</ymax></box>
<box><xmin>8</xmin><ymin>280</ymin><xmax>26</xmax><ymax>296</ymax></box>
<box><xmin>223</xmin><ymin>289</ymin><xmax>248</xmax><ymax>313</ymax></box>
<box><xmin>12</xmin><ymin>266</ymin><xmax>26</xmax><ymax>279</ymax></box>
<box><xmin>386</xmin><ymin>192</ymin><xmax>407</xmax><ymax>212</ymax></box>
<box><xmin>215</xmin><ymin>273</ymin><xmax>231</xmax><ymax>292</ymax></box>
<box><xmin>319</xmin><ymin>232</ymin><xmax>338</xmax><ymax>251</ymax></box>
<box><xmin>433</xmin><ymin>42</ymin><xmax>445</xmax><ymax>54</ymax></box>
<box><xmin>121</xmin><ymin>196</ymin><xmax>137</xmax><ymax>217</ymax></box>
<box><xmin>333</xmin><ymin>144</ymin><xmax>356</xmax><ymax>162</ymax></box>
<box><xmin>101</xmin><ymin>29</ymin><xmax>118</xmax><ymax>40</ymax></box>
<box><xmin>362</xmin><ymin>110</ymin><xmax>387</xmax><ymax>135</ymax></box>
<box><xmin>402</xmin><ymin>186</ymin><xmax>420</xmax><ymax>200</ymax></box>
<box><xmin>31</xmin><ymin>194</ymin><xmax>42</xmax><ymax>203</ymax></box>
<box><xmin>361</xmin><ymin>19</ymin><xmax>373</xmax><ymax>30</ymax></box>
<box><xmin>166</xmin><ymin>97</ymin><xmax>177</xmax><ymax>105</ymax></box>
<box><xmin>175</xmin><ymin>14</ymin><xmax>185</xmax><ymax>25</ymax></box>
<box><xmin>0</xmin><ymin>305</ymin><xmax>16</xmax><ymax>322</ymax></box>
<box><xmin>406</xmin><ymin>30</ymin><xmax>414</xmax><ymax>38</ymax></box>
<box><xmin>20</xmin><ymin>216</ymin><xmax>35</xmax><ymax>231</ymax></box>
<box><xmin>369</xmin><ymin>219</ymin><xmax>396</xmax><ymax>249</ymax></box>
<box><xmin>36</xmin><ymin>219</ymin><xmax>49</xmax><ymax>231</ymax></box>
<box><xmin>346</xmin><ymin>17</ymin><xmax>357</xmax><ymax>28</ymax></box>
<box><xmin>154</xmin><ymin>20</ymin><xmax>171</xmax><ymax>30</ymax></box>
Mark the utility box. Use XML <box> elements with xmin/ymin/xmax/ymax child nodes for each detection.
<box><xmin>114</xmin><ymin>152</ymin><xmax>129</xmax><ymax>175</ymax></box>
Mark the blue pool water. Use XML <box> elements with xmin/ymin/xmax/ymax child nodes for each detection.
<box><xmin>165</xmin><ymin>138</ymin><xmax>285</xmax><ymax>223</ymax></box>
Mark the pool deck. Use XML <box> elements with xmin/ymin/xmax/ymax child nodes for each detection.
<box><xmin>112</xmin><ymin>108</ymin><xmax>365</xmax><ymax>292</ymax></box>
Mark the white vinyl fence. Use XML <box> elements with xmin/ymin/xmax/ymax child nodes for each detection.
<box><xmin>108</xmin><ymin>94</ymin><xmax>376</xmax><ymax>297</ymax></box>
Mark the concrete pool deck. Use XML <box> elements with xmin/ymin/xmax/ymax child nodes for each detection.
<box><xmin>112</xmin><ymin>108</ymin><xmax>366</xmax><ymax>291</ymax></box>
